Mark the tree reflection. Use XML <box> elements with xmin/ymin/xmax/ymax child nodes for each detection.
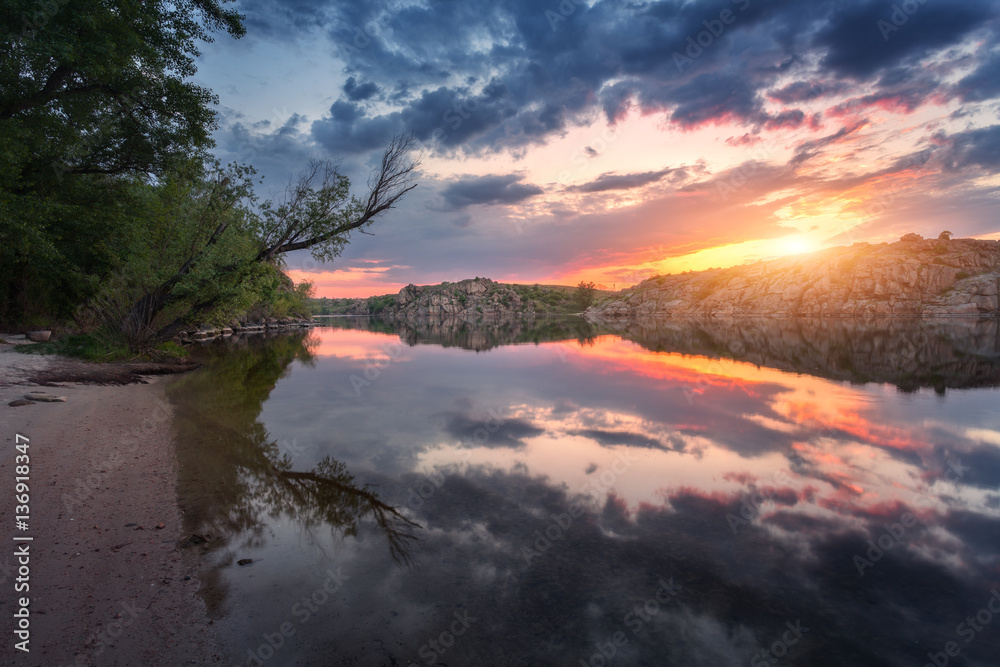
<box><xmin>169</xmin><ymin>331</ymin><xmax>419</xmax><ymax>581</ymax></box>
<box><xmin>319</xmin><ymin>314</ymin><xmax>603</xmax><ymax>351</ymax></box>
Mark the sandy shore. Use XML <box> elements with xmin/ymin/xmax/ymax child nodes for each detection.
<box><xmin>0</xmin><ymin>341</ymin><xmax>225</xmax><ymax>665</ymax></box>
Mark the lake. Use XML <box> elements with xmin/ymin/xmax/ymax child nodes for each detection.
<box><xmin>168</xmin><ymin>316</ymin><xmax>1000</xmax><ymax>667</ymax></box>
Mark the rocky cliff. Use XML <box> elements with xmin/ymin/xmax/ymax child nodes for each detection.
<box><xmin>332</xmin><ymin>278</ymin><xmax>613</xmax><ymax>318</ymax></box>
<box><xmin>587</xmin><ymin>237</ymin><xmax>1000</xmax><ymax>317</ymax></box>
<box><xmin>346</xmin><ymin>277</ymin><xmax>531</xmax><ymax>318</ymax></box>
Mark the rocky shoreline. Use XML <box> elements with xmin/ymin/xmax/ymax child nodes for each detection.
<box><xmin>588</xmin><ymin>236</ymin><xmax>1000</xmax><ymax>318</ymax></box>
<box><xmin>173</xmin><ymin>315</ymin><xmax>314</xmax><ymax>344</ymax></box>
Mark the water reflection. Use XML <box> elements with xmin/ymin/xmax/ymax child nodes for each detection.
<box><xmin>591</xmin><ymin>316</ymin><xmax>1000</xmax><ymax>392</ymax></box>
<box><xmin>173</xmin><ymin>321</ymin><xmax>1000</xmax><ymax>666</ymax></box>
<box><xmin>328</xmin><ymin>314</ymin><xmax>1000</xmax><ymax>390</ymax></box>
<box><xmin>169</xmin><ymin>333</ymin><xmax>419</xmax><ymax>616</ymax></box>
<box><xmin>318</xmin><ymin>313</ymin><xmax>601</xmax><ymax>351</ymax></box>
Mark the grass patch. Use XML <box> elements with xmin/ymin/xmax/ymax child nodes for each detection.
<box><xmin>14</xmin><ymin>333</ymin><xmax>186</xmax><ymax>363</ymax></box>
<box><xmin>152</xmin><ymin>341</ymin><xmax>188</xmax><ymax>360</ymax></box>
<box><xmin>16</xmin><ymin>334</ymin><xmax>131</xmax><ymax>361</ymax></box>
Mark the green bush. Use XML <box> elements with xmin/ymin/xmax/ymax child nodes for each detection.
<box><xmin>366</xmin><ymin>294</ymin><xmax>396</xmax><ymax>314</ymax></box>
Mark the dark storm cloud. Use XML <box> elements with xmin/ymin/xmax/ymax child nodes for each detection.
<box><xmin>940</xmin><ymin>124</ymin><xmax>1000</xmax><ymax>171</ymax></box>
<box><xmin>828</xmin><ymin>68</ymin><xmax>941</xmax><ymax>116</ymax></box>
<box><xmin>228</xmin><ymin>0</ymin><xmax>1000</xmax><ymax>159</ymax></box>
<box><xmin>343</xmin><ymin>76</ymin><xmax>380</xmax><ymax>101</ymax></box>
<box><xmin>955</xmin><ymin>50</ymin><xmax>1000</xmax><ymax>102</ymax></box>
<box><xmin>440</xmin><ymin>173</ymin><xmax>543</xmax><ymax>210</ymax></box>
<box><xmin>768</xmin><ymin>80</ymin><xmax>849</xmax><ymax>104</ymax></box>
<box><xmin>815</xmin><ymin>0</ymin><xmax>994</xmax><ymax>79</ymax></box>
<box><xmin>312</xmin><ymin>80</ymin><xmax>518</xmax><ymax>155</ymax></box>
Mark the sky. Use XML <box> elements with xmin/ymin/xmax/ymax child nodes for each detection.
<box><xmin>191</xmin><ymin>0</ymin><xmax>1000</xmax><ymax>297</ymax></box>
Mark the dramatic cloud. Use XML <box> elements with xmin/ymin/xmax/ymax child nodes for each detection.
<box><xmin>954</xmin><ymin>50</ymin><xmax>1000</xmax><ymax>102</ymax></box>
<box><xmin>192</xmin><ymin>0</ymin><xmax>1000</xmax><ymax>294</ymax></box>
<box><xmin>343</xmin><ymin>76</ymin><xmax>379</xmax><ymax>101</ymax></box>
<box><xmin>440</xmin><ymin>173</ymin><xmax>544</xmax><ymax>210</ymax></box>
<box><xmin>940</xmin><ymin>124</ymin><xmax>1000</xmax><ymax>171</ymax></box>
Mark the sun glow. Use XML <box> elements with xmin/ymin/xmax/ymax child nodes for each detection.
<box><xmin>778</xmin><ymin>236</ymin><xmax>815</xmax><ymax>256</ymax></box>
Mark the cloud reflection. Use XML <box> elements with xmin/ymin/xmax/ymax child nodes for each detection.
<box><xmin>183</xmin><ymin>321</ymin><xmax>1000</xmax><ymax>665</ymax></box>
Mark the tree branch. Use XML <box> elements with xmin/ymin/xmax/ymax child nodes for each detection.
<box><xmin>258</xmin><ymin>133</ymin><xmax>419</xmax><ymax>259</ymax></box>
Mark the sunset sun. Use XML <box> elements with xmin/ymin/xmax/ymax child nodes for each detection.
<box><xmin>778</xmin><ymin>236</ymin><xmax>816</xmax><ymax>256</ymax></box>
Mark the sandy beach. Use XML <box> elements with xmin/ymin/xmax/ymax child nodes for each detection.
<box><xmin>0</xmin><ymin>340</ymin><xmax>224</xmax><ymax>666</ymax></box>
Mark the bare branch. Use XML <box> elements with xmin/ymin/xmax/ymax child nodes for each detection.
<box><xmin>261</xmin><ymin>132</ymin><xmax>419</xmax><ymax>258</ymax></box>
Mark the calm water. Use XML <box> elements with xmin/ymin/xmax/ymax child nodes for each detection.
<box><xmin>169</xmin><ymin>317</ymin><xmax>1000</xmax><ymax>667</ymax></box>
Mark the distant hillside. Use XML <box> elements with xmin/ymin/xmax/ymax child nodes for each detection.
<box><xmin>587</xmin><ymin>236</ymin><xmax>1000</xmax><ymax>318</ymax></box>
<box><xmin>310</xmin><ymin>279</ymin><xmax>617</xmax><ymax>318</ymax></box>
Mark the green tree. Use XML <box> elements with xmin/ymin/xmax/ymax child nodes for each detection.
<box><xmin>0</xmin><ymin>0</ymin><xmax>245</xmax><ymax>327</ymax></box>
<box><xmin>575</xmin><ymin>280</ymin><xmax>597</xmax><ymax>310</ymax></box>
<box><xmin>1</xmin><ymin>0</ymin><xmax>243</xmax><ymax>179</ymax></box>
<box><xmin>938</xmin><ymin>230</ymin><xmax>953</xmax><ymax>241</ymax></box>
<box><xmin>120</xmin><ymin>134</ymin><xmax>418</xmax><ymax>343</ymax></box>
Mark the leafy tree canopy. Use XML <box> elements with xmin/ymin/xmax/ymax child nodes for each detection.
<box><xmin>0</xmin><ymin>0</ymin><xmax>245</xmax><ymax>327</ymax></box>
<box><xmin>0</xmin><ymin>0</ymin><xmax>244</xmax><ymax>184</ymax></box>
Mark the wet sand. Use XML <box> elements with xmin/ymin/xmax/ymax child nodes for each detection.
<box><xmin>0</xmin><ymin>342</ymin><xmax>226</xmax><ymax>666</ymax></box>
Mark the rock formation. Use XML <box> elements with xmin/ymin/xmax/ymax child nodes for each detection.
<box><xmin>348</xmin><ymin>278</ymin><xmax>534</xmax><ymax>318</ymax></box>
<box><xmin>588</xmin><ymin>237</ymin><xmax>1000</xmax><ymax>317</ymax></box>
